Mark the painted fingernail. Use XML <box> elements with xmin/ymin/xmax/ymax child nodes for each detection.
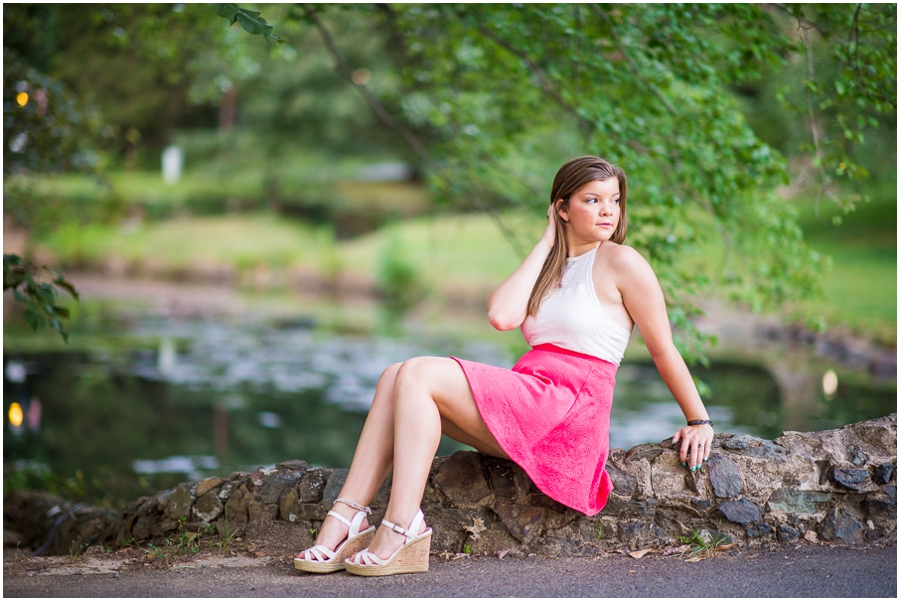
<box><xmin>682</xmin><ymin>462</ymin><xmax>687</xmax><ymax>467</ymax></box>
<box><xmin>691</xmin><ymin>466</ymin><xmax>696</xmax><ymax>472</ymax></box>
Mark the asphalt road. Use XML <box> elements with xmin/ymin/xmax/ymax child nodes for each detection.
<box><xmin>4</xmin><ymin>544</ymin><xmax>896</xmax><ymax>598</ymax></box>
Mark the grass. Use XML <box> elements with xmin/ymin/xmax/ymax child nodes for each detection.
<box><xmin>676</xmin><ymin>526</ymin><xmax>733</xmax><ymax>559</ymax></box>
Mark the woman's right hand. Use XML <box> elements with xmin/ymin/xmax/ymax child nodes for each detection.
<box><xmin>540</xmin><ymin>204</ymin><xmax>556</xmax><ymax>250</ymax></box>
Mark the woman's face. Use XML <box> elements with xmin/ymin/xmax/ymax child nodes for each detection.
<box><xmin>557</xmin><ymin>177</ymin><xmax>621</xmax><ymax>249</ymax></box>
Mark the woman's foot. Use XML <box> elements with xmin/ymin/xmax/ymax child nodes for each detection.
<box><xmin>313</xmin><ymin>504</ymin><xmax>370</xmax><ymax>552</ymax></box>
<box><xmin>348</xmin><ymin>514</ymin><xmax>428</xmax><ymax>563</ymax></box>
<box><xmin>294</xmin><ymin>503</ymin><xmax>375</xmax><ymax>572</ymax></box>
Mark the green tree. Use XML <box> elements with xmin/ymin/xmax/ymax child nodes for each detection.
<box><xmin>220</xmin><ymin>3</ymin><xmax>895</xmax><ymax>364</ymax></box>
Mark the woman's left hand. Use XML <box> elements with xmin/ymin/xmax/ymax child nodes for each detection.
<box><xmin>672</xmin><ymin>424</ymin><xmax>713</xmax><ymax>472</ymax></box>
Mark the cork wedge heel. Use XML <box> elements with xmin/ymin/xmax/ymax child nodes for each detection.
<box><xmin>294</xmin><ymin>509</ymin><xmax>375</xmax><ymax>573</ymax></box>
<box><xmin>344</xmin><ymin>509</ymin><xmax>432</xmax><ymax>576</ymax></box>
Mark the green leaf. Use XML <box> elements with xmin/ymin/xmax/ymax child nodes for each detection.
<box><xmin>235</xmin><ymin>8</ymin><xmax>273</xmax><ymax>39</ymax></box>
<box><xmin>212</xmin><ymin>3</ymin><xmax>240</xmax><ymax>21</ymax></box>
<box><xmin>22</xmin><ymin>310</ymin><xmax>46</xmax><ymax>331</ymax></box>
<box><xmin>53</xmin><ymin>280</ymin><xmax>80</xmax><ymax>301</ymax></box>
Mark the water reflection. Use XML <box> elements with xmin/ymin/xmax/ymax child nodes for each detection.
<box><xmin>3</xmin><ymin>310</ymin><xmax>895</xmax><ymax>508</ymax></box>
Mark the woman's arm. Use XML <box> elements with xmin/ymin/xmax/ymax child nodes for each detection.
<box><xmin>486</xmin><ymin>211</ymin><xmax>555</xmax><ymax>331</ymax></box>
<box><xmin>614</xmin><ymin>247</ymin><xmax>714</xmax><ymax>472</ymax></box>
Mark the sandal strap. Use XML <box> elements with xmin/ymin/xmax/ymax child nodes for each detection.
<box><xmin>298</xmin><ymin>544</ymin><xmax>336</xmax><ymax>562</ymax></box>
<box><xmin>327</xmin><ymin>509</ymin><xmax>368</xmax><ymax>538</ymax></box>
<box><xmin>352</xmin><ymin>548</ymin><xmax>389</xmax><ymax>567</ymax></box>
<box><xmin>381</xmin><ymin>509</ymin><xmax>425</xmax><ymax>544</ymax></box>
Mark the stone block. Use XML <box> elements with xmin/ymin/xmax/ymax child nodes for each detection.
<box><xmin>746</xmin><ymin>522</ymin><xmax>774</xmax><ymax>538</ymax></box>
<box><xmin>716</xmin><ymin>500</ymin><xmax>762</xmax><ymax>525</ymax></box>
<box><xmin>831</xmin><ymin>467</ymin><xmax>871</xmax><ymax>491</ymax></box>
<box><xmin>165</xmin><ymin>484</ymin><xmax>193</xmax><ymax>520</ymax></box>
<box><xmin>296</xmin><ymin>503</ymin><xmax>328</xmax><ymax>521</ymax></box>
<box><xmin>766</xmin><ymin>489</ymin><xmax>831</xmax><ymax>514</ymax></box>
<box><xmin>650</xmin><ymin>457</ymin><xmax>693</xmax><ymax>498</ymax></box>
<box><xmin>195</xmin><ymin>477</ymin><xmax>226</xmax><ymax>498</ymax></box>
<box><xmin>218</xmin><ymin>482</ymin><xmax>234</xmax><ymax>500</ymax></box>
<box><xmin>492</xmin><ymin>504</ymin><xmax>544</xmax><ymax>543</ymax></box>
<box><xmin>322</xmin><ymin>469</ymin><xmax>348</xmax><ymax>508</ymax></box>
<box><xmin>154</xmin><ymin>489</ymin><xmax>175</xmax><ymax>513</ymax></box>
<box><xmin>279</xmin><ymin>489</ymin><xmax>302</xmax><ymax>523</ymax></box>
<box><xmin>298</xmin><ymin>471</ymin><xmax>328</xmax><ymax>504</ymax></box>
<box><xmin>777</xmin><ymin>523</ymin><xmax>799</xmax><ymax>542</ymax></box>
<box><xmin>820</xmin><ymin>507</ymin><xmax>864</xmax><ymax>544</ymax></box>
<box><xmin>486</xmin><ymin>461</ymin><xmax>518</xmax><ymax>500</ymax></box>
<box><xmin>605</xmin><ymin>463</ymin><xmax>637</xmax><ymax>496</ymax></box>
<box><xmin>151</xmin><ymin>518</ymin><xmax>179</xmax><ymax>537</ymax></box>
<box><xmin>848</xmin><ymin>444</ymin><xmax>868</xmax><ymax>467</ymax></box>
<box><xmin>433</xmin><ymin>451</ymin><xmax>492</xmax><ymax>506</ymax></box>
<box><xmin>862</xmin><ymin>495</ymin><xmax>896</xmax><ymax>519</ymax></box>
<box><xmin>224</xmin><ymin>484</ymin><xmax>251</xmax><ymax>524</ymax></box>
<box><xmin>248</xmin><ymin>501</ymin><xmax>278</xmax><ymax>523</ymax></box>
<box><xmin>258</xmin><ymin>472</ymin><xmax>302</xmax><ymax>504</ymax></box>
<box><xmin>193</xmin><ymin>492</ymin><xmax>224</xmax><ymax>523</ymax></box>
<box><xmin>131</xmin><ymin>516</ymin><xmax>155</xmax><ymax>541</ymax></box>
<box><xmin>276</xmin><ymin>460</ymin><xmax>310</xmax><ymax>471</ymax></box>
<box><xmin>721</xmin><ymin>435</ymin><xmax>788</xmax><ymax>460</ymax></box>
<box><xmin>625</xmin><ymin>443</ymin><xmax>662</xmax><ymax>463</ymax></box>
<box><xmin>618</xmin><ymin>521</ymin><xmax>653</xmax><ymax>549</ymax></box>
<box><xmin>123</xmin><ymin>496</ymin><xmax>151</xmax><ymax>516</ymax></box>
<box><xmin>875</xmin><ymin>462</ymin><xmax>894</xmax><ymax>485</ymax></box>
<box><xmin>707</xmin><ymin>454</ymin><xmax>744</xmax><ymax>498</ymax></box>
<box><xmin>467</xmin><ymin>527</ymin><xmax>519</xmax><ymax>555</ymax></box>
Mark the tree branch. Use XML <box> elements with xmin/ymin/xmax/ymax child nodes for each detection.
<box><xmin>300</xmin><ymin>4</ymin><xmax>527</xmax><ymax>257</ymax></box>
<box><xmin>590</xmin><ymin>5</ymin><xmax>678</xmax><ymax>116</ymax></box>
<box><xmin>799</xmin><ymin>23</ymin><xmax>834</xmax><ymax>215</ymax></box>
<box><xmin>476</xmin><ymin>25</ymin><xmax>594</xmax><ymax>143</ymax></box>
<box><xmin>301</xmin><ymin>4</ymin><xmax>436</xmax><ymax>171</ymax></box>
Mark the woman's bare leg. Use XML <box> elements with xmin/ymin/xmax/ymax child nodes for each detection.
<box><xmin>307</xmin><ymin>362</ymin><xmax>402</xmax><ymax>552</ymax></box>
<box><xmin>355</xmin><ymin>357</ymin><xmax>506</xmax><ymax>560</ymax></box>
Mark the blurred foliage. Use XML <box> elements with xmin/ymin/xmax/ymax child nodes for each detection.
<box><xmin>225</xmin><ymin>3</ymin><xmax>895</xmax><ymax>364</ymax></box>
<box><xmin>2</xmin><ymin>4</ymin><xmax>896</xmax><ymax>360</ymax></box>
<box><xmin>3</xmin><ymin>255</ymin><xmax>80</xmax><ymax>343</ymax></box>
<box><xmin>376</xmin><ymin>226</ymin><xmax>429</xmax><ymax>314</ymax></box>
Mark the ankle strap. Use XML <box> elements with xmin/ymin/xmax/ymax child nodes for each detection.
<box><xmin>334</xmin><ymin>498</ymin><xmax>372</xmax><ymax>515</ymax></box>
<box><xmin>381</xmin><ymin>509</ymin><xmax>425</xmax><ymax>544</ymax></box>
<box><xmin>326</xmin><ymin>509</ymin><xmax>367</xmax><ymax>537</ymax></box>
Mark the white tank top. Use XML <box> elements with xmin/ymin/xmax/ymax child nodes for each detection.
<box><xmin>521</xmin><ymin>245</ymin><xmax>633</xmax><ymax>366</ymax></box>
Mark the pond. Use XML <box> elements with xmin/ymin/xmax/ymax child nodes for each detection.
<box><xmin>4</xmin><ymin>293</ymin><xmax>896</xmax><ymax>508</ymax></box>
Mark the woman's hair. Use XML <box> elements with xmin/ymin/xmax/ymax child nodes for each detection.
<box><xmin>526</xmin><ymin>156</ymin><xmax>628</xmax><ymax>317</ymax></box>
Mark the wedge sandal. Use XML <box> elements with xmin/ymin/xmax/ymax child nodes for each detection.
<box><xmin>294</xmin><ymin>509</ymin><xmax>375</xmax><ymax>573</ymax></box>
<box><xmin>344</xmin><ymin>509</ymin><xmax>432</xmax><ymax>576</ymax></box>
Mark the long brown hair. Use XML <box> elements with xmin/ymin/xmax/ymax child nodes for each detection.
<box><xmin>526</xmin><ymin>156</ymin><xmax>628</xmax><ymax>317</ymax></box>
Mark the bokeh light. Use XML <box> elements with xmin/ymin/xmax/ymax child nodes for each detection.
<box><xmin>9</xmin><ymin>402</ymin><xmax>24</xmax><ymax>428</ymax></box>
<box><xmin>16</xmin><ymin>92</ymin><xmax>28</xmax><ymax>107</ymax></box>
<box><xmin>822</xmin><ymin>369</ymin><xmax>838</xmax><ymax>399</ymax></box>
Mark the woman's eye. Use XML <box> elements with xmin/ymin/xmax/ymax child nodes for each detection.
<box><xmin>587</xmin><ymin>198</ymin><xmax>598</xmax><ymax>203</ymax></box>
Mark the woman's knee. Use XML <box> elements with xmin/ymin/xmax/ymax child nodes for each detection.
<box><xmin>371</xmin><ymin>362</ymin><xmax>403</xmax><ymax>409</ymax></box>
<box><xmin>393</xmin><ymin>357</ymin><xmax>437</xmax><ymax>396</ymax></box>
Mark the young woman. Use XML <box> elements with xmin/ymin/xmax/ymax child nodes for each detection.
<box><xmin>294</xmin><ymin>156</ymin><xmax>714</xmax><ymax>576</ymax></box>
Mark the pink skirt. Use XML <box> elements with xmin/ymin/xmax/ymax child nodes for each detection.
<box><xmin>451</xmin><ymin>344</ymin><xmax>616</xmax><ymax>516</ymax></box>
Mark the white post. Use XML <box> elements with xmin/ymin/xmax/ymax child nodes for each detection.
<box><xmin>162</xmin><ymin>145</ymin><xmax>183</xmax><ymax>184</ymax></box>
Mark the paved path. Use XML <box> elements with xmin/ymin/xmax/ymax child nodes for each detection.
<box><xmin>4</xmin><ymin>544</ymin><xmax>896</xmax><ymax>597</ymax></box>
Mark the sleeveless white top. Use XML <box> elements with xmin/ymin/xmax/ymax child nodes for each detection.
<box><xmin>521</xmin><ymin>245</ymin><xmax>633</xmax><ymax>366</ymax></box>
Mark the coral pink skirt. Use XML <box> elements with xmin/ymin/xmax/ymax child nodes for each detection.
<box><xmin>451</xmin><ymin>344</ymin><xmax>616</xmax><ymax>516</ymax></box>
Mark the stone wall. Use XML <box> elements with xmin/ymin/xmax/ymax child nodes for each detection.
<box><xmin>5</xmin><ymin>415</ymin><xmax>895</xmax><ymax>557</ymax></box>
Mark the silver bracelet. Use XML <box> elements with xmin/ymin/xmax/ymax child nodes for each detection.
<box><xmin>334</xmin><ymin>497</ymin><xmax>372</xmax><ymax>515</ymax></box>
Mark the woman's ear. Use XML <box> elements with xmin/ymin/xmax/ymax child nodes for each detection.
<box><xmin>556</xmin><ymin>199</ymin><xmax>569</xmax><ymax>222</ymax></box>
